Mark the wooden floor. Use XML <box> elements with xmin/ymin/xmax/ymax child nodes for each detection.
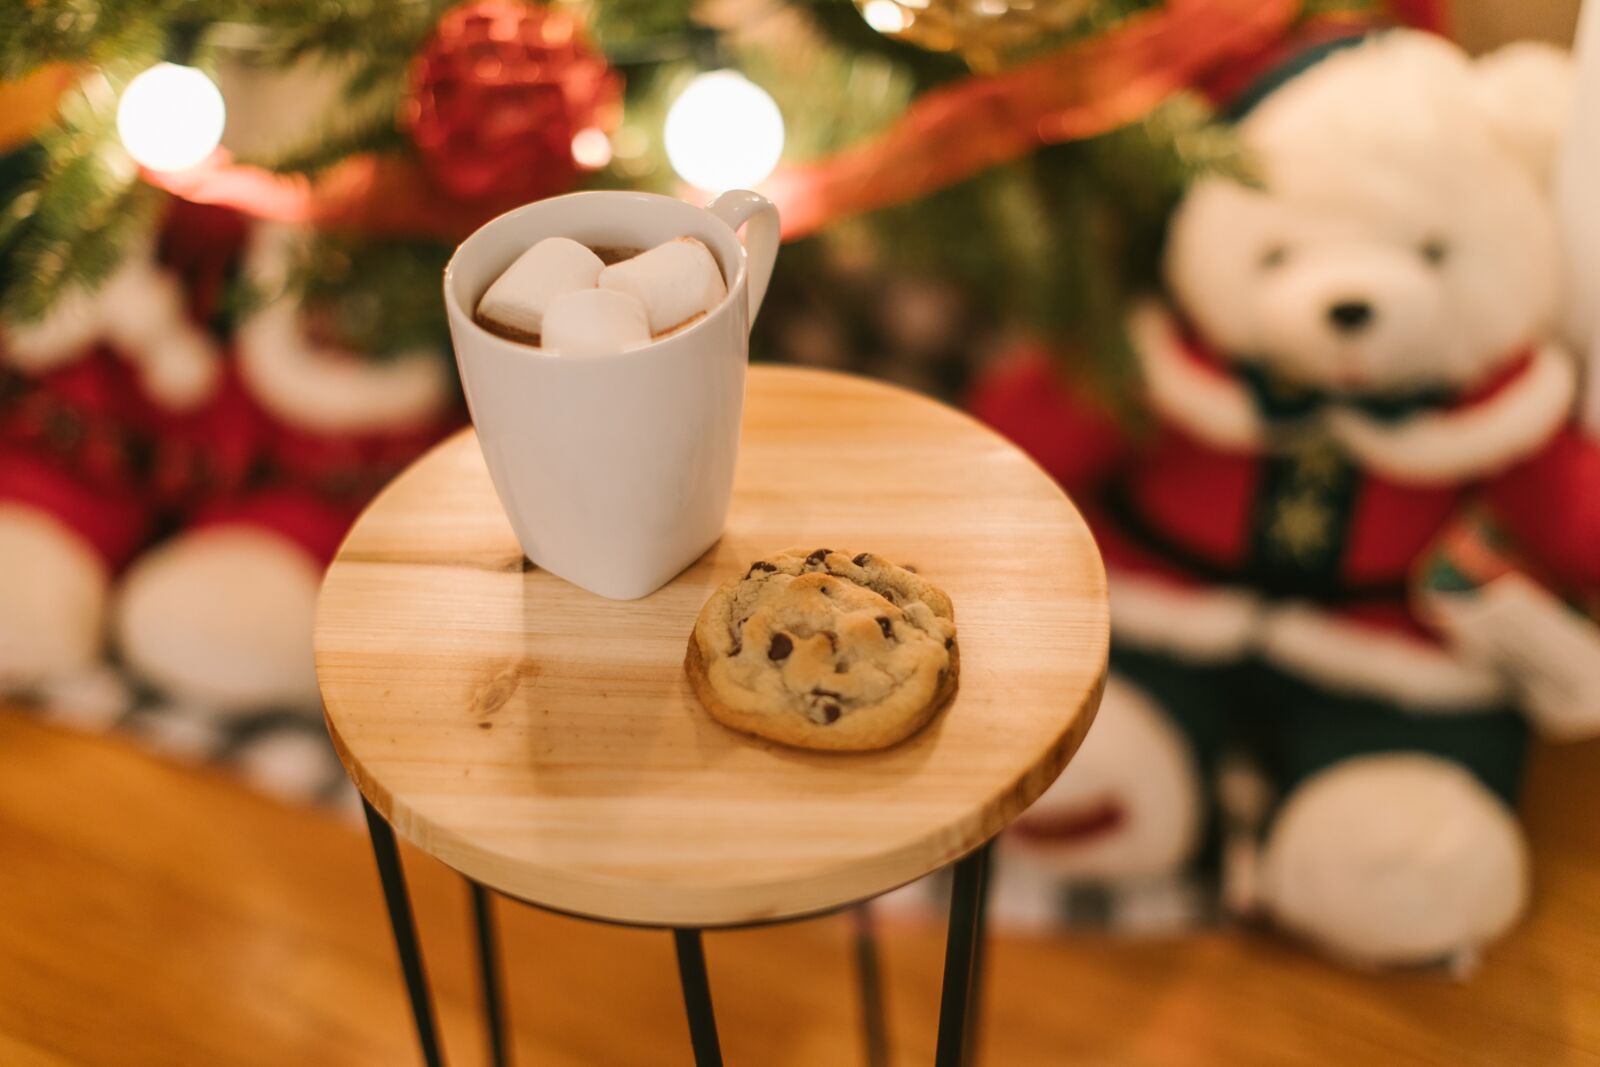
<box><xmin>1</xmin><ymin>709</ymin><xmax>1597</xmax><ymax>1066</ymax></box>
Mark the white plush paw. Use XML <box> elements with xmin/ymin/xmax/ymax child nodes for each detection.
<box><xmin>1003</xmin><ymin>674</ymin><xmax>1202</xmax><ymax>880</ymax></box>
<box><xmin>1261</xmin><ymin>753</ymin><xmax>1528</xmax><ymax>967</ymax></box>
<box><xmin>0</xmin><ymin>504</ymin><xmax>109</xmax><ymax>689</ymax></box>
<box><xmin>113</xmin><ymin>527</ymin><xmax>322</xmax><ymax>713</ymax></box>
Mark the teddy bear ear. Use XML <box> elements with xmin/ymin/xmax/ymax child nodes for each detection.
<box><xmin>1470</xmin><ymin>41</ymin><xmax>1574</xmax><ymax>190</ymax></box>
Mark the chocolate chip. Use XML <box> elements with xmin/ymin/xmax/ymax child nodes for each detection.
<box><xmin>945</xmin><ymin>637</ymin><xmax>954</xmax><ymax>649</ymax></box>
<box><xmin>823</xmin><ymin>704</ymin><xmax>841</xmax><ymax>724</ymax></box>
<box><xmin>747</xmin><ymin>561</ymin><xmax>778</xmax><ymax>577</ymax></box>
<box><xmin>768</xmin><ymin>633</ymin><xmax>793</xmax><ymax>660</ymax></box>
<box><xmin>876</xmin><ymin>616</ymin><xmax>894</xmax><ymax>640</ymax></box>
<box><xmin>806</xmin><ymin>548</ymin><xmax>831</xmax><ymax>564</ymax></box>
<box><xmin>818</xmin><ymin>584</ymin><xmax>831</xmax><ymax>596</ymax></box>
<box><xmin>852</xmin><ymin>552</ymin><xmax>871</xmax><ymax>567</ymax></box>
<box><xmin>811</xmin><ymin>686</ymin><xmax>843</xmax><ymax>700</ymax></box>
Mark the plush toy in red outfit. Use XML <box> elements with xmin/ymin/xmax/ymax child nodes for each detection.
<box><xmin>973</xmin><ymin>31</ymin><xmax>1600</xmax><ymax>966</ymax></box>
<box><xmin>112</xmin><ymin>222</ymin><xmax>458</xmax><ymax>711</ymax></box>
<box><xmin>0</xmin><ymin>199</ymin><xmax>245</xmax><ymax>690</ymax></box>
<box><xmin>0</xmin><ymin>204</ymin><xmax>459</xmax><ymax>713</ymax></box>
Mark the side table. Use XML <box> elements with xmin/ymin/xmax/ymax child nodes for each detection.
<box><xmin>315</xmin><ymin>365</ymin><xmax>1108</xmax><ymax>1066</ymax></box>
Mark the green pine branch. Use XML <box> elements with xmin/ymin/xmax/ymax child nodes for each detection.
<box><xmin>1</xmin><ymin>2</ymin><xmax>167</xmax><ymax>79</ymax></box>
<box><xmin>2</xmin><ymin>0</ymin><xmax>452</xmax><ymax>81</ymax></box>
<box><xmin>236</xmin><ymin>0</ymin><xmax>452</xmax><ymax>67</ymax></box>
<box><xmin>582</xmin><ymin>0</ymin><xmax>700</xmax><ymax>56</ymax></box>
<box><xmin>288</xmin><ymin>233</ymin><xmax>454</xmax><ymax>359</ymax></box>
<box><xmin>0</xmin><ymin>68</ymin><xmax>163</xmax><ymax>323</ymax></box>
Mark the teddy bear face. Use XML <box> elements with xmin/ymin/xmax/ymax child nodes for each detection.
<box><xmin>1165</xmin><ymin>33</ymin><xmax>1561</xmax><ymax>394</ymax></box>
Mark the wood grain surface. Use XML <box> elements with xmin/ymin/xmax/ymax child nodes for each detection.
<box><xmin>4</xmin><ymin>710</ymin><xmax>1600</xmax><ymax>1066</ymax></box>
<box><xmin>315</xmin><ymin>365</ymin><xmax>1110</xmax><ymax>927</ymax></box>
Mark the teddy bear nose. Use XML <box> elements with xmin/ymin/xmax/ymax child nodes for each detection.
<box><xmin>1327</xmin><ymin>300</ymin><xmax>1374</xmax><ymax>333</ymax></box>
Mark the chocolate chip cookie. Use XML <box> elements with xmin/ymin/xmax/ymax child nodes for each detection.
<box><xmin>686</xmin><ymin>548</ymin><xmax>959</xmax><ymax>751</ymax></box>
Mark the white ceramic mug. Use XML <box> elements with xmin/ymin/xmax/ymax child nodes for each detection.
<box><xmin>443</xmin><ymin>190</ymin><xmax>780</xmax><ymax>600</ymax></box>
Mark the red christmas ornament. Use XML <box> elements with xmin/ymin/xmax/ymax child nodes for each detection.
<box><xmin>405</xmin><ymin>1</ymin><xmax>621</xmax><ymax>203</ymax></box>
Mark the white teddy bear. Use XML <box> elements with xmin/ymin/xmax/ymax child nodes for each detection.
<box><xmin>977</xmin><ymin>30</ymin><xmax>1600</xmax><ymax>967</ymax></box>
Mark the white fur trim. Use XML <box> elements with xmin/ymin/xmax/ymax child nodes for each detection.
<box><xmin>1</xmin><ymin>255</ymin><xmax>221</xmax><ymax>410</ymax></box>
<box><xmin>1422</xmin><ymin>574</ymin><xmax>1600</xmax><ymax>740</ymax></box>
<box><xmin>1109</xmin><ymin>569</ymin><xmax>1261</xmax><ymax>660</ymax></box>
<box><xmin>114</xmin><ymin>526</ymin><xmax>322</xmax><ymax>712</ymax></box>
<box><xmin>1258</xmin><ymin>602</ymin><xmax>1506</xmax><ymax>709</ymax></box>
<box><xmin>0</xmin><ymin>504</ymin><xmax>109</xmax><ymax>688</ymax></box>
<box><xmin>1262</xmin><ymin>754</ymin><xmax>1527</xmax><ymax>966</ymax></box>
<box><xmin>235</xmin><ymin>730</ymin><xmax>337</xmax><ymax>802</ymax></box>
<box><xmin>238</xmin><ymin>221</ymin><xmax>449</xmax><ymax>432</ymax></box>
<box><xmin>99</xmin><ymin>260</ymin><xmax>222</xmax><ymax>410</ymax></box>
<box><xmin>1004</xmin><ymin>674</ymin><xmax>1203</xmax><ymax>880</ymax></box>
<box><xmin>37</xmin><ymin>664</ymin><xmax>134</xmax><ymax>730</ymax></box>
<box><xmin>237</xmin><ymin>300</ymin><xmax>449</xmax><ymax>433</ymax></box>
<box><xmin>2</xmin><ymin>286</ymin><xmax>102</xmax><ymax>372</ymax></box>
<box><xmin>1129</xmin><ymin>302</ymin><xmax>1263</xmax><ymax>452</ymax></box>
<box><xmin>1115</xmin><ymin>573</ymin><xmax>1508</xmax><ymax>707</ymax></box>
<box><xmin>1326</xmin><ymin>342</ymin><xmax>1576</xmax><ymax>485</ymax></box>
<box><xmin>139</xmin><ymin>334</ymin><xmax>223</xmax><ymax>410</ymax></box>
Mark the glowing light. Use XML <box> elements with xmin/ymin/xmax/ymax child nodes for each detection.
<box><xmin>116</xmin><ymin>63</ymin><xmax>226</xmax><ymax>172</ymax></box>
<box><xmin>571</xmin><ymin>126</ymin><xmax>612</xmax><ymax>169</ymax></box>
<box><xmin>663</xmin><ymin>71</ymin><xmax>784</xmax><ymax>193</ymax></box>
<box><xmin>863</xmin><ymin>0</ymin><xmax>912</xmax><ymax>33</ymax></box>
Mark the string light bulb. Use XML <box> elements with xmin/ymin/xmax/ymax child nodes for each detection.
<box><xmin>570</xmin><ymin>126</ymin><xmax>612</xmax><ymax>169</ymax></box>
<box><xmin>116</xmin><ymin>62</ymin><xmax>226</xmax><ymax>172</ymax></box>
<box><xmin>862</xmin><ymin>0</ymin><xmax>913</xmax><ymax>33</ymax></box>
<box><xmin>663</xmin><ymin>71</ymin><xmax>784</xmax><ymax>192</ymax></box>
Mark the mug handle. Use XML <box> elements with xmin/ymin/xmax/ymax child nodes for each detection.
<box><xmin>706</xmin><ymin>190</ymin><xmax>780</xmax><ymax>324</ymax></box>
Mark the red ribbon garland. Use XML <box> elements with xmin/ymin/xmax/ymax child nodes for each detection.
<box><xmin>761</xmin><ymin>0</ymin><xmax>1302</xmax><ymax>238</ymax></box>
<box><xmin>144</xmin><ymin>151</ymin><xmax>531</xmax><ymax>238</ymax></box>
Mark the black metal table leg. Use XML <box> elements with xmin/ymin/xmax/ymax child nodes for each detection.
<box><xmin>854</xmin><ymin>904</ymin><xmax>890</xmax><ymax>1067</ymax></box>
<box><xmin>362</xmin><ymin>798</ymin><xmax>447</xmax><ymax>1067</ymax></box>
<box><xmin>470</xmin><ymin>881</ymin><xmax>512</xmax><ymax>1067</ymax></box>
<box><xmin>934</xmin><ymin>841</ymin><xmax>992</xmax><ymax>1067</ymax></box>
<box><xmin>673</xmin><ymin>929</ymin><xmax>724</xmax><ymax>1067</ymax></box>
<box><xmin>962</xmin><ymin>849</ymin><xmax>992</xmax><ymax>1067</ymax></box>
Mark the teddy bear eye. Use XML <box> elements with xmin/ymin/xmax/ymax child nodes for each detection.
<box><xmin>1259</xmin><ymin>245</ymin><xmax>1289</xmax><ymax>271</ymax></box>
<box><xmin>1420</xmin><ymin>238</ymin><xmax>1449</xmax><ymax>266</ymax></box>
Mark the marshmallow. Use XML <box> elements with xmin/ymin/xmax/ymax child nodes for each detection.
<box><xmin>476</xmin><ymin>237</ymin><xmax>604</xmax><ymax>338</ymax></box>
<box><xmin>541</xmin><ymin>287</ymin><xmax>652</xmax><ymax>356</ymax></box>
<box><xmin>599</xmin><ymin>237</ymin><xmax>727</xmax><ymax>336</ymax></box>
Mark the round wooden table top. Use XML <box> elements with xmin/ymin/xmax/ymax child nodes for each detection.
<box><xmin>315</xmin><ymin>365</ymin><xmax>1107</xmax><ymax>927</ymax></box>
